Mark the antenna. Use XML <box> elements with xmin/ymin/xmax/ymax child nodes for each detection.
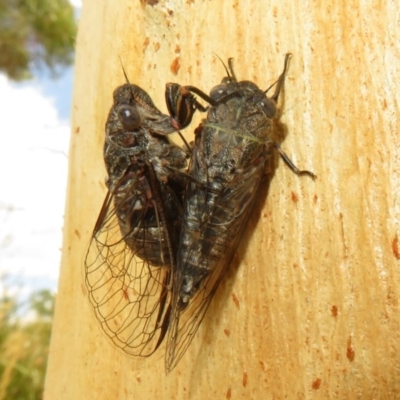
<box><xmin>118</xmin><ymin>56</ymin><xmax>131</xmax><ymax>84</ymax></box>
<box><xmin>213</xmin><ymin>53</ymin><xmax>234</xmax><ymax>82</ymax></box>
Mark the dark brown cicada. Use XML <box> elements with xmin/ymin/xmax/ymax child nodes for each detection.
<box><xmin>163</xmin><ymin>54</ymin><xmax>316</xmax><ymax>372</ymax></box>
<box><xmin>85</xmin><ymin>81</ymin><xmax>199</xmax><ymax>357</ymax></box>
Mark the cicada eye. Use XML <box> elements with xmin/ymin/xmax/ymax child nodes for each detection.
<box><xmin>118</xmin><ymin>105</ymin><xmax>141</xmax><ymax>130</ymax></box>
<box><xmin>210</xmin><ymin>84</ymin><xmax>228</xmax><ymax>101</ymax></box>
<box><xmin>259</xmin><ymin>98</ymin><xmax>277</xmax><ymax>118</ymax></box>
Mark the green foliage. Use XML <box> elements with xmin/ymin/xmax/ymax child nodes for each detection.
<box><xmin>0</xmin><ymin>287</ymin><xmax>55</xmax><ymax>400</ymax></box>
<box><xmin>0</xmin><ymin>0</ymin><xmax>77</xmax><ymax>80</ymax></box>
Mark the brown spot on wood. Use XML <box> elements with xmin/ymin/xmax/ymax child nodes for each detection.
<box><xmin>346</xmin><ymin>337</ymin><xmax>355</xmax><ymax>361</ymax></box>
<box><xmin>313</xmin><ymin>194</ymin><xmax>318</xmax><ymax>203</ymax></box>
<box><xmin>392</xmin><ymin>235</ymin><xmax>400</xmax><ymax>259</ymax></box>
<box><xmin>170</xmin><ymin>57</ymin><xmax>180</xmax><ymax>75</ymax></box>
<box><xmin>312</xmin><ymin>378</ymin><xmax>321</xmax><ymax>389</ymax></box>
<box><xmin>143</xmin><ymin>37</ymin><xmax>150</xmax><ymax>53</ymax></box>
<box><xmin>231</xmin><ymin>292</ymin><xmax>240</xmax><ymax>309</ymax></box>
<box><xmin>242</xmin><ymin>372</ymin><xmax>248</xmax><ymax>387</ymax></box>
<box><xmin>223</xmin><ymin>329</ymin><xmax>230</xmax><ymax>337</ymax></box>
<box><xmin>141</xmin><ymin>0</ymin><xmax>159</xmax><ymax>5</ymax></box>
<box><xmin>74</xmin><ymin>229</ymin><xmax>81</xmax><ymax>239</ymax></box>
<box><xmin>153</xmin><ymin>42</ymin><xmax>160</xmax><ymax>52</ymax></box>
<box><xmin>226</xmin><ymin>388</ymin><xmax>231</xmax><ymax>399</ymax></box>
<box><xmin>175</xmin><ymin>45</ymin><xmax>181</xmax><ymax>53</ymax></box>
<box><xmin>136</xmin><ymin>377</ymin><xmax>141</xmax><ymax>383</ymax></box>
<box><xmin>331</xmin><ymin>305</ymin><xmax>338</xmax><ymax>317</ymax></box>
<box><xmin>291</xmin><ymin>191</ymin><xmax>299</xmax><ymax>203</ymax></box>
<box><xmin>75</xmin><ymin>126</ymin><xmax>80</xmax><ymax>133</ymax></box>
<box><xmin>382</xmin><ymin>98</ymin><xmax>387</xmax><ymax>109</ymax></box>
<box><xmin>259</xmin><ymin>361</ymin><xmax>265</xmax><ymax>371</ymax></box>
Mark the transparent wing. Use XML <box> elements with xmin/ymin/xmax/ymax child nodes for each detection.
<box><xmin>85</xmin><ymin>177</ymin><xmax>173</xmax><ymax>357</ymax></box>
<box><xmin>165</xmin><ymin>155</ymin><xmax>265</xmax><ymax>372</ymax></box>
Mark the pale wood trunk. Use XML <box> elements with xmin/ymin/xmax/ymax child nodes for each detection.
<box><xmin>44</xmin><ymin>0</ymin><xmax>400</xmax><ymax>398</ymax></box>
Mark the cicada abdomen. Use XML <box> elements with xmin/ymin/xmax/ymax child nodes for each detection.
<box><xmin>165</xmin><ymin>54</ymin><xmax>315</xmax><ymax>372</ymax></box>
<box><xmin>85</xmin><ymin>82</ymin><xmax>194</xmax><ymax>357</ymax></box>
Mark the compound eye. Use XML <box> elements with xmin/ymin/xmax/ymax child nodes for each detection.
<box><xmin>210</xmin><ymin>84</ymin><xmax>228</xmax><ymax>101</ymax></box>
<box><xmin>118</xmin><ymin>105</ymin><xmax>141</xmax><ymax>130</ymax></box>
<box><xmin>259</xmin><ymin>98</ymin><xmax>277</xmax><ymax>118</ymax></box>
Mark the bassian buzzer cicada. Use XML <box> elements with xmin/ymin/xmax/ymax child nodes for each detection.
<box><xmin>84</xmin><ymin>74</ymin><xmax>204</xmax><ymax>359</ymax></box>
<box><xmin>85</xmin><ymin>55</ymin><xmax>315</xmax><ymax>374</ymax></box>
<box><xmin>163</xmin><ymin>54</ymin><xmax>316</xmax><ymax>372</ymax></box>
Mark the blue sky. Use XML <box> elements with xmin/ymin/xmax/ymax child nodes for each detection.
<box><xmin>36</xmin><ymin>67</ymin><xmax>75</xmax><ymax>121</ymax></box>
<box><xmin>0</xmin><ymin>0</ymin><xmax>81</xmax><ymax>299</ymax></box>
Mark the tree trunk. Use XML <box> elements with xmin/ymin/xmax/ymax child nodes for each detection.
<box><xmin>44</xmin><ymin>1</ymin><xmax>400</xmax><ymax>398</ymax></box>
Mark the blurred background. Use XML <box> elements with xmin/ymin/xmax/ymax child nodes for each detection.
<box><xmin>0</xmin><ymin>0</ymin><xmax>80</xmax><ymax>398</ymax></box>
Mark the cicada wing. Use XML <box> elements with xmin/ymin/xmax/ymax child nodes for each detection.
<box><xmin>165</xmin><ymin>255</ymin><xmax>232</xmax><ymax>372</ymax></box>
<box><xmin>85</xmin><ymin>178</ymin><xmax>173</xmax><ymax>357</ymax></box>
<box><xmin>165</xmin><ymin>158</ymin><xmax>265</xmax><ymax>372</ymax></box>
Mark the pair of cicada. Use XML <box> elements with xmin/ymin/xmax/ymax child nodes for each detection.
<box><xmin>85</xmin><ymin>54</ymin><xmax>315</xmax><ymax>373</ymax></box>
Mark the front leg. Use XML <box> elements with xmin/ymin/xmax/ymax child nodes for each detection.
<box><xmin>165</xmin><ymin>83</ymin><xmax>210</xmax><ymax>130</ymax></box>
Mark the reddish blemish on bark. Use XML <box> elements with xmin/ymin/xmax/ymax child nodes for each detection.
<box><xmin>231</xmin><ymin>293</ymin><xmax>240</xmax><ymax>309</ymax></box>
<box><xmin>346</xmin><ymin>337</ymin><xmax>355</xmax><ymax>361</ymax></box>
<box><xmin>312</xmin><ymin>378</ymin><xmax>321</xmax><ymax>389</ymax></box>
<box><xmin>392</xmin><ymin>235</ymin><xmax>400</xmax><ymax>259</ymax></box>
<box><xmin>170</xmin><ymin>57</ymin><xmax>180</xmax><ymax>75</ymax></box>
<box><xmin>331</xmin><ymin>305</ymin><xmax>338</xmax><ymax>317</ymax></box>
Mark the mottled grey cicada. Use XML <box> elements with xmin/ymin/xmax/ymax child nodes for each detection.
<box><xmin>84</xmin><ymin>79</ymin><xmax>200</xmax><ymax>357</ymax></box>
<box><xmin>163</xmin><ymin>54</ymin><xmax>316</xmax><ymax>372</ymax></box>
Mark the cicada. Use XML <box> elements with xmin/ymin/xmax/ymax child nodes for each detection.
<box><xmin>85</xmin><ymin>79</ymin><xmax>199</xmax><ymax>357</ymax></box>
<box><xmin>164</xmin><ymin>54</ymin><xmax>316</xmax><ymax>372</ymax></box>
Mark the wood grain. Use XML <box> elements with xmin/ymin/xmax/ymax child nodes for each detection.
<box><xmin>44</xmin><ymin>1</ymin><xmax>400</xmax><ymax>399</ymax></box>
